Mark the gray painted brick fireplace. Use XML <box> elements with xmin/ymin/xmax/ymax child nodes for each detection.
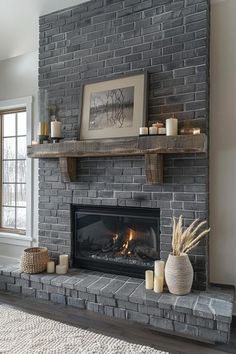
<box><xmin>38</xmin><ymin>0</ymin><xmax>209</xmax><ymax>290</ymax></box>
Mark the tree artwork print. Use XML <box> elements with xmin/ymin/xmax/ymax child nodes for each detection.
<box><xmin>89</xmin><ymin>86</ymin><xmax>134</xmax><ymax>130</ymax></box>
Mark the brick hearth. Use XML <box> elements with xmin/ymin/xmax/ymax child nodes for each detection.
<box><xmin>0</xmin><ymin>264</ymin><xmax>234</xmax><ymax>344</ymax></box>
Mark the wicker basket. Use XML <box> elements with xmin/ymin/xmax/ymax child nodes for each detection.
<box><xmin>21</xmin><ymin>247</ymin><xmax>49</xmax><ymax>274</ymax></box>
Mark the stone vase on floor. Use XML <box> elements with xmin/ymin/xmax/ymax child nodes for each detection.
<box><xmin>165</xmin><ymin>253</ymin><xmax>193</xmax><ymax>295</ymax></box>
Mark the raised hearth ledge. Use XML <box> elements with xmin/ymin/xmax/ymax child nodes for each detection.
<box><xmin>0</xmin><ymin>264</ymin><xmax>233</xmax><ymax>344</ymax></box>
<box><xmin>27</xmin><ymin>134</ymin><xmax>207</xmax><ymax>184</ymax></box>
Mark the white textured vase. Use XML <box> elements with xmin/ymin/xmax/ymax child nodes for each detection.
<box><xmin>165</xmin><ymin>253</ymin><xmax>193</xmax><ymax>295</ymax></box>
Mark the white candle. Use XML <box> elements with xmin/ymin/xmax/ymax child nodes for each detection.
<box><xmin>166</xmin><ymin>118</ymin><xmax>178</xmax><ymax>136</ymax></box>
<box><xmin>51</xmin><ymin>120</ymin><xmax>62</xmax><ymax>138</ymax></box>
<box><xmin>139</xmin><ymin>127</ymin><xmax>148</xmax><ymax>135</ymax></box>
<box><xmin>154</xmin><ymin>276</ymin><xmax>164</xmax><ymax>293</ymax></box>
<box><xmin>193</xmin><ymin>128</ymin><xmax>201</xmax><ymax>135</ymax></box>
<box><xmin>56</xmin><ymin>264</ymin><xmax>67</xmax><ymax>275</ymax></box>
<box><xmin>149</xmin><ymin>126</ymin><xmax>158</xmax><ymax>135</ymax></box>
<box><xmin>154</xmin><ymin>260</ymin><xmax>165</xmax><ymax>277</ymax></box>
<box><xmin>158</xmin><ymin>127</ymin><xmax>166</xmax><ymax>135</ymax></box>
<box><xmin>59</xmin><ymin>254</ymin><xmax>69</xmax><ymax>271</ymax></box>
<box><xmin>145</xmin><ymin>270</ymin><xmax>154</xmax><ymax>290</ymax></box>
<box><xmin>47</xmin><ymin>261</ymin><xmax>55</xmax><ymax>274</ymax></box>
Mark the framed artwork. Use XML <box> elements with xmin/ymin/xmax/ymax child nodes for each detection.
<box><xmin>79</xmin><ymin>72</ymin><xmax>147</xmax><ymax>140</ymax></box>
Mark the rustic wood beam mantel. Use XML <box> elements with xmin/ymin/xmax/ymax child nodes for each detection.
<box><xmin>28</xmin><ymin>134</ymin><xmax>207</xmax><ymax>184</ymax></box>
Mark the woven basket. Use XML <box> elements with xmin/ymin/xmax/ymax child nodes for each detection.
<box><xmin>21</xmin><ymin>247</ymin><xmax>49</xmax><ymax>274</ymax></box>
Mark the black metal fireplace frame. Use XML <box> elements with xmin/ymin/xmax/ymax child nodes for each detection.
<box><xmin>71</xmin><ymin>204</ymin><xmax>160</xmax><ymax>278</ymax></box>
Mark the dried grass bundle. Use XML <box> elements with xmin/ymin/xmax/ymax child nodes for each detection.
<box><xmin>172</xmin><ymin>216</ymin><xmax>210</xmax><ymax>256</ymax></box>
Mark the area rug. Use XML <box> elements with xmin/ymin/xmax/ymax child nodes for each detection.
<box><xmin>0</xmin><ymin>304</ymin><xmax>168</xmax><ymax>354</ymax></box>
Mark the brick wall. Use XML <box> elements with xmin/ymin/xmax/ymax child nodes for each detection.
<box><xmin>38</xmin><ymin>0</ymin><xmax>210</xmax><ymax>290</ymax></box>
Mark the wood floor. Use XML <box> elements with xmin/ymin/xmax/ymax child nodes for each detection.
<box><xmin>0</xmin><ymin>291</ymin><xmax>235</xmax><ymax>354</ymax></box>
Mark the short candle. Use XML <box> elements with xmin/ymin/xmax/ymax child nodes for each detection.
<box><xmin>47</xmin><ymin>261</ymin><xmax>55</xmax><ymax>274</ymax></box>
<box><xmin>149</xmin><ymin>126</ymin><xmax>158</xmax><ymax>135</ymax></box>
<box><xmin>139</xmin><ymin>127</ymin><xmax>148</xmax><ymax>135</ymax></box>
<box><xmin>56</xmin><ymin>264</ymin><xmax>67</xmax><ymax>275</ymax></box>
<box><xmin>145</xmin><ymin>270</ymin><xmax>154</xmax><ymax>290</ymax></box>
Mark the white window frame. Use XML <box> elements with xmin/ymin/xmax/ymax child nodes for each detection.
<box><xmin>0</xmin><ymin>97</ymin><xmax>33</xmax><ymax>246</ymax></box>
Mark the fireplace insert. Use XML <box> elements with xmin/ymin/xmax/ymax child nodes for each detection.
<box><xmin>72</xmin><ymin>205</ymin><xmax>160</xmax><ymax>278</ymax></box>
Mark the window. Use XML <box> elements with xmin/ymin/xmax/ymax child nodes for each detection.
<box><xmin>0</xmin><ymin>109</ymin><xmax>27</xmax><ymax>233</ymax></box>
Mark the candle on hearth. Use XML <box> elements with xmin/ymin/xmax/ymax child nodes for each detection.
<box><xmin>145</xmin><ymin>270</ymin><xmax>154</xmax><ymax>290</ymax></box>
<box><xmin>51</xmin><ymin>119</ymin><xmax>62</xmax><ymax>138</ymax></box>
<box><xmin>56</xmin><ymin>264</ymin><xmax>67</xmax><ymax>275</ymax></box>
<box><xmin>47</xmin><ymin>261</ymin><xmax>55</xmax><ymax>274</ymax></box>
<box><xmin>149</xmin><ymin>126</ymin><xmax>158</xmax><ymax>135</ymax></box>
<box><xmin>139</xmin><ymin>127</ymin><xmax>148</xmax><ymax>135</ymax></box>
<box><xmin>154</xmin><ymin>276</ymin><xmax>164</xmax><ymax>293</ymax></box>
<box><xmin>158</xmin><ymin>127</ymin><xmax>166</xmax><ymax>135</ymax></box>
<box><xmin>154</xmin><ymin>260</ymin><xmax>165</xmax><ymax>277</ymax></box>
<box><xmin>59</xmin><ymin>254</ymin><xmax>69</xmax><ymax>271</ymax></box>
<box><xmin>166</xmin><ymin>118</ymin><xmax>178</xmax><ymax>136</ymax></box>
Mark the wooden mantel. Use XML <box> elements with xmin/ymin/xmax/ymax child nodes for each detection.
<box><xmin>27</xmin><ymin>134</ymin><xmax>207</xmax><ymax>184</ymax></box>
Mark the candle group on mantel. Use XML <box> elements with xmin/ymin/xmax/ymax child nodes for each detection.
<box><xmin>145</xmin><ymin>260</ymin><xmax>165</xmax><ymax>294</ymax></box>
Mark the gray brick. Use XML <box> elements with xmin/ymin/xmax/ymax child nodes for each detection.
<box><xmin>117</xmin><ymin>300</ymin><xmax>138</xmax><ymax>311</ymax></box>
<box><xmin>97</xmin><ymin>295</ymin><xmax>116</xmax><ymax>307</ymax></box>
<box><xmin>0</xmin><ymin>275</ymin><xmax>15</xmax><ymax>284</ymax></box>
<box><xmin>22</xmin><ymin>287</ymin><xmax>36</xmax><ymax>297</ymax></box>
<box><xmin>100</xmin><ymin>279</ymin><xmax>125</xmax><ymax>298</ymax></box>
<box><xmin>67</xmin><ymin>297</ymin><xmax>85</xmax><ymax>309</ymax></box>
<box><xmin>114</xmin><ymin>307</ymin><xmax>126</xmax><ymax>319</ymax></box>
<box><xmin>16</xmin><ymin>278</ymin><xmax>30</xmax><ymax>287</ymax></box>
<box><xmin>126</xmin><ymin>310</ymin><xmax>149</xmax><ymax>324</ymax></box>
<box><xmin>78</xmin><ymin>291</ymin><xmax>96</xmax><ymax>302</ymax></box>
<box><xmin>31</xmin><ymin>281</ymin><xmax>43</xmax><ymax>290</ymax></box>
<box><xmin>36</xmin><ymin>290</ymin><xmax>50</xmax><ymax>300</ymax></box>
<box><xmin>174</xmin><ymin>321</ymin><xmax>198</xmax><ymax>337</ymax></box>
<box><xmin>51</xmin><ymin>293</ymin><xmax>66</xmax><ymax>304</ymax></box>
<box><xmin>44</xmin><ymin>284</ymin><xmax>65</xmax><ymax>295</ymax></box>
<box><xmin>87</xmin><ymin>301</ymin><xmax>104</xmax><ymax>314</ymax></box>
<box><xmin>139</xmin><ymin>304</ymin><xmax>163</xmax><ymax>317</ymax></box>
<box><xmin>150</xmin><ymin>316</ymin><xmax>173</xmax><ymax>331</ymax></box>
<box><xmin>74</xmin><ymin>275</ymin><xmax>100</xmax><ymax>292</ymax></box>
<box><xmin>115</xmin><ymin>282</ymin><xmax>139</xmax><ymax>301</ymax></box>
<box><xmin>104</xmin><ymin>306</ymin><xmax>114</xmax><ymax>317</ymax></box>
<box><xmin>6</xmin><ymin>284</ymin><xmax>21</xmax><ymax>293</ymax></box>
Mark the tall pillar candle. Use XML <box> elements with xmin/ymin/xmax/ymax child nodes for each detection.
<box><xmin>166</xmin><ymin>118</ymin><xmax>178</xmax><ymax>136</ymax></box>
<box><xmin>154</xmin><ymin>260</ymin><xmax>165</xmax><ymax>277</ymax></box>
<box><xmin>59</xmin><ymin>254</ymin><xmax>69</xmax><ymax>271</ymax></box>
<box><xmin>145</xmin><ymin>270</ymin><xmax>154</xmax><ymax>290</ymax></box>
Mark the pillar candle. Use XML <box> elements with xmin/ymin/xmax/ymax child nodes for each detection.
<box><xmin>166</xmin><ymin>118</ymin><xmax>178</xmax><ymax>136</ymax></box>
<box><xmin>154</xmin><ymin>276</ymin><xmax>164</xmax><ymax>293</ymax></box>
<box><xmin>139</xmin><ymin>127</ymin><xmax>148</xmax><ymax>135</ymax></box>
<box><xmin>59</xmin><ymin>254</ymin><xmax>69</xmax><ymax>271</ymax></box>
<box><xmin>145</xmin><ymin>270</ymin><xmax>154</xmax><ymax>290</ymax></box>
<box><xmin>154</xmin><ymin>260</ymin><xmax>165</xmax><ymax>277</ymax></box>
<box><xmin>158</xmin><ymin>127</ymin><xmax>166</xmax><ymax>135</ymax></box>
<box><xmin>149</xmin><ymin>126</ymin><xmax>158</xmax><ymax>135</ymax></box>
<box><xmin>47</xmin><ymin>261</ymin><xmax>55</xmax><ymax>274</ymax></box>
<box><xmin>51</xmin><ymin>120</ymin><xmax>62</xmax><ymax>138</ymax></box>
<box><xmin>56</xmin><ymin>264</ymin><xmax>67</xmax><ymax>275</ymax></box>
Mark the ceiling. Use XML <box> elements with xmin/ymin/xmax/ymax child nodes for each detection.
<box><xmin>0</xmin><ymin>0</ymin><xmax>87</xmax><ymax>61</ymax></box>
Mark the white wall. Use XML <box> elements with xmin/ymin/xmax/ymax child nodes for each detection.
<box><xmin>0</xmin><ymin>51</ymin><xmax>38</xmax><ymax>260</ymax></box>
<box><xmin>210</xmin><ymin>0</ymin><xmax>236</xmax><ymax>312</ymax></box>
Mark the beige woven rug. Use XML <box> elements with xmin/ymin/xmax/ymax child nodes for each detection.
<box><xmin>0</xmin><ymin>304</ymin><xmax>168</xmax><ymax>354</ymax></box>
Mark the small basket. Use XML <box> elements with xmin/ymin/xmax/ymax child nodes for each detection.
<box><xmin>21</xmin><ymin>247</ymin><xmax>49</xmax><ymax>274</ymax></box>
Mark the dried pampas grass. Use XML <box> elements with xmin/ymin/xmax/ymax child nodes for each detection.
<box><xmin>172</xmin><ymin>216</ymin><xmax>210</xmax><ymax>256</ymax></box>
